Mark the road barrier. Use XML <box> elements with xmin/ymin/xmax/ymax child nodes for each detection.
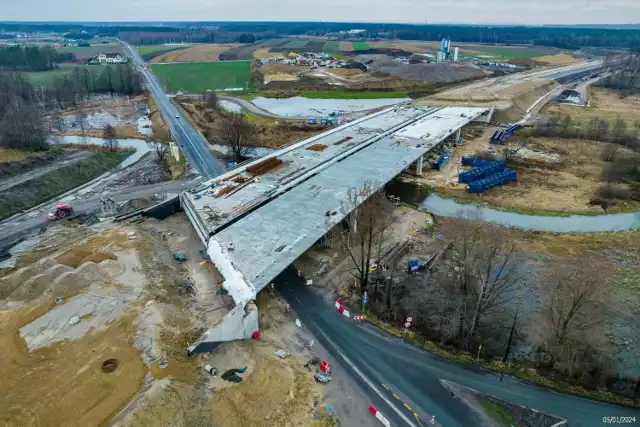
<box><xmin>335</xmin><ymin>298</ymin><xmax>351</xmax><ymax>318</ymax></box>
<box><xmin>354</xmin><ymin>315</ymin><xmax>367</xmax><ymax>321</ymax></box>
<box><xmin>368</xmin><ymin>404</ymin><xmax>392</xmax><ymax>427</ymax></box>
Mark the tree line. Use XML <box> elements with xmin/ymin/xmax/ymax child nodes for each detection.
<box><xmin>0</xmin><ymin>62</ymin><xmax>145</xmax><ymax>152</ymax></box>
<box><xmin>43</xmin><ymin>64</ymin><xmax>144</xmax><ymax>110</ymax></box>
<box><xmin>325</xmin><ymin>186</ymin><xmax>638</xmax><ymax>397</ymax></box>
<box><xmin>525</xmin><ymin>115</ymin><xmax>640</xmax><ymax>148</ymax></box>
<box><xmin>599</xmin><ymin>51</ymin><xmax>640</xmax><ymax>96</ymax></box>
<box><xmin>0</xmin><ymin>73</ymin><xmax>47</xmax><ymax>151</ymax></box>
<box><xmin>0</xmin><ymin>45</ymin><xmax>67</xmax><ymax>72</ymax></box>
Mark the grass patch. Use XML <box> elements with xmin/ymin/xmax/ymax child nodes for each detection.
<box><xmin>463</xmin><ymin>45</ymin><xmax>556</xmax><ymax>60</ymax></box>
<box><xmin>322</xmin><ymin>41</ymin><xmax>340</xmax><ymax>53</ymax></box>
<box><xmin>364</xmin><ymin>313</ymin><xmax>640</xmax><ymax>409</ymax></box>
<box><xmin>434</xmin><ymin>191</ymin><xmax>640</xmax><ymax>217</ymax></box>
<box><xmin>150</xmin><ymin>61</ymin><xmax>252</xmax><ymax>93</ymax></box>
<box><xmin>281</xmin><ymin>40</ymin><xmax>308</xmax><ymax>49</ymax></box>
<box><xmin>0</xmin><ymin>151</ymin><xmax>130</xmax><ymax>219</ymax></box>
<box><xmin>301</xmin><ymin>89</ymin><xmax>408</xmax><ymax>99</ymax></box>
<box><xmin>24</xmin><ymin>64</ymin><xmax>105</xmax><ymax>88</ymax></box>
<box><xmin>478</xmin><ymin>398</ymin><xmax>519</xmax><ymax>427</ymax></box>
<box><xmin>0</xmin><ymin>148</ymin><xmax>39</xmax><ymax>163</ymax></box>
<box><xmin>352</xmin><ymin>42</ymin><xmax>371</xmax><ymax>51</ymax></box>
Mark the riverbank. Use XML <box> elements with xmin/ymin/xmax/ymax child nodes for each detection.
<box><xmin>387</xmin><ymin>179</ymin><xmax>639</xmax><ymax>232</ymax></box>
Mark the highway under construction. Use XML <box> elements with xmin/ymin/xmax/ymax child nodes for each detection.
<box><xmin>180</xmin><ymin>103</ymin><xmax>491</xmax><ymax>352</ymax></box>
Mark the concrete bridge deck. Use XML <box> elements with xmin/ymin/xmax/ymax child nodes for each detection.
<box><xmin>182</xmin><ymin>104</ymin><xmax>489</xmax><ymax>308</ymax></box>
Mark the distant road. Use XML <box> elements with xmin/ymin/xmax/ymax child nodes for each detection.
<box><xmin>121</xmin><ymin>41</ymin><xmax>224</xmax><ymax>177</ymax></box>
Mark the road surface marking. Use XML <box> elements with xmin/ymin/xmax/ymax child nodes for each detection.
<box><xmin>313</xmin><ymin>327</ymin><xmax>418</xmax><ymax>427</ymax></box>
<box><xmin>404</xmin><ymin>403</ymin><xmax>412</xmax><ymax>411</ymax></box>
<box><xmin>393</xmin><ymin>393</ymin><xmax>400</xmax><ymax>400</ymax></box>
<box><xmin>382</xmin><ymin>384</ymin><xmax>389</xmax><ymax>390</ymax></box>
<box><xmin>414</xmin><ymin>413</ymin><xmax>424</xmax><ymax>426</ymax></box>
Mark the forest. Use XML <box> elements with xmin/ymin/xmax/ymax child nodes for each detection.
<box><xmin>0</xmin><ymin>45</ymin><xmax>69</xmax><ymax>72</ymax></box>
<box><xmin>1</xmin><ymin>22</ymin><xmax>639</xmax><ymax>48</ymax></box>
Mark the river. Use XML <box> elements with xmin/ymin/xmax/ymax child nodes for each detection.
<box><xmin>46</xmin><ymin>135</ymin><xmax>151</xmax><ymax>168</ymax></box>
<box><xmin>250</xmin><ymin>96</ymin><xmax>411</xmax><ymax>117</ymax></box>
<box><xmin>385</xmin><ymin>181</ymin><xmax>640</xmax><ymax>233</ymax></box>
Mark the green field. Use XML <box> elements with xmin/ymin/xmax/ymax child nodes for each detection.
<box><xmin>302</xmin><ymin>90</ymin><xmax>408</xmax><ymax>99</ymax></box>
<box><xmin>136</xmin><ymin>45</ymin><xmax>187</xmax><ymax>55</ymax></box>
<box><xmin>150</xmin><ymin>61</ymin><xmax>252</xmax><ymax>93</ymax></box>
<box><xmin>281</xmin><ymin>40</ymin><xmax>309</xmax><ymax>49</ymax></box>
<box><xmin>322</xmin><ymin>41</ymin><xmax>340</xmax><ymax>53</ymax></box>
<box><xmin>352</xmin><ymin>42</ymin><xmax>372</xmax><ymax>51</ymax></box>
<box><xmin>463</xmin><ymin>45</ymin><xmax>557</xmax><ymax>59</ymax></box>
<box><xmin>24</xmin><ymin>64</ymin><xmax>105</xmax><ymax>87</ymax></box>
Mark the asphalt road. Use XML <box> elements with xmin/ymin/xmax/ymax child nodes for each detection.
<box><xmin>121</xmin><ymin>42</ymin><xmax>224</xmax><ymax>178</ymax></box>
<box><xmin>275</xmin><ymin>267</ymin><xmax>640</xmax><ymax>427</ymax></box>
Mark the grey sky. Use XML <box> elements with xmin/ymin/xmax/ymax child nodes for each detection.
<box><xmin>2</xmin><ymin>0</ymin><xmax>640</xmax><ymax>25</ymax></box>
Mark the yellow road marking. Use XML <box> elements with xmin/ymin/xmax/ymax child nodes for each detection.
<box><xmin>392</xmin><ymin>393</ymin><xmax>400</xmax><ymax>400</ymax></box>
<box><xmin>381</xmin><ymin>384</ymin><xmax>389</xmax><ymax>390</ymax></box>
<box><xmin>414</xmin><ymin>413</ymin><xmax>424</xmax><ymax>426</ymax></box>
<box><xmin>404</xmin><ymin>403</ymin><xmax>412</xmax><ymax>411</ymax></box>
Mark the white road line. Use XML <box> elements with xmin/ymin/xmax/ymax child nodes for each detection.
<box><xmin>313</xmin><ymin>326</ymin><xmax>418</xmax><ymax>427</ymax></box>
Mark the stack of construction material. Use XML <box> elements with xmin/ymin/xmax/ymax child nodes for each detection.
<box><xmin>458</xmin><ymin>157</ymin><xmax>516</xmax><ymax>193</ymax></box>
<box><xmin>432</xmin><ymin>150</ymin><xmax>451</xmax><ymax>170</ymax></box>
<box><xmin>458</xmin><ymin>160</ymin><xmax>506</xmax><ymax>184</ymax></box>
<box><xmin>468</xmin><ymin>169</ymin><xmax>517</xmax><ymax>193</ymax></box>
<box><xmin>490</xmin><ymin>123</ymin><xmax>521</xmax><ymax>145</ymax></box>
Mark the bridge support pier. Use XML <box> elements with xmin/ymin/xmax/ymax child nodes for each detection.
<box><xmin>415</xmin><ymin>156</ymin><xmax>424</xmax><ymax>176</ymax></box>
<box><xmin>456</xmin><ymin>128</ymin><xmax>461</xmax><ymax>142</ymax></box>
<box><xmin>348</xmin><ymin>209</ymin><xmax>358</xmax><ymax>233</ymax></box>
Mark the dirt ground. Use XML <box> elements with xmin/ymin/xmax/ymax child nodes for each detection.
<box><xmin>179</xmin><ymin>99</ymin><xmax>323</xmax><ymax>149</ymax></box>
<box><xmin>533</xmin><ymin>53</ymin><xmax>577</xmax><ymax>65</ymax></box>
<box><xmin>545</xmin><ymin>87</ymin><xmax>640</xmax><ymax>122</ymax></box>
<box><xmin>253</xmin><ymin>48</ymin><xmax>285</xmax><ymax>59</ymax></box>
<box><xmin>410</xmin><ymin>125</ymin><xmax>637</xmax><ymax>214</ymax></box>
<box><xmin>261</xmin><ymin>62</ymin><xmax>307</xmax><ymax>84</ymax></box>
<box><xmin>48</xmin><ymin>95</ymin><xmax>153</xmax><ymax>139</ymax></box>
<box><xmin>151</xmin><ymin>44</ymin><xmax>241</xmax><ymax>63</ymax></box>
<box><xmin>0</xmin><ymin>148</ymin><xmax>39</xmax><ymax>163</ymax></box>
<box><xmin>0</xmin><ymin>304</ymin><xmax>147</xmax><ymax>427</ymax></box>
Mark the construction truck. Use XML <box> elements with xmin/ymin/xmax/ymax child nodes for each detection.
<box><xmin>47</xmin><ymin>204</ymin><xmax>74</xmax><ymax>220</ymax></box>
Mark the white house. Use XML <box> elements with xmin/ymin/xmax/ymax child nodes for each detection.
<box><xmin>89</xmin><ymin>53</ymin><xmax>126</xmax><ymax>64</ymax></box>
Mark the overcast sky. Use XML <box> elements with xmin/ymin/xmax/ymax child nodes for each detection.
<box><xmin>2</xmin><ymin>0</ymin><xmax>640</xmax><ymax>25</ymax></box>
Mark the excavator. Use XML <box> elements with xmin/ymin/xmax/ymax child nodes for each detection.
<box><xmin>47</xmin><ymin>204</ymin><xmax>74</xmax><ymax>221</ymax></box>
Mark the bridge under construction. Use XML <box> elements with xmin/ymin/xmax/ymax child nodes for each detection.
<box><xmin>180</xmin><ymin>103</ymin><xmax>491</xmax><ymax>353</ymax></box>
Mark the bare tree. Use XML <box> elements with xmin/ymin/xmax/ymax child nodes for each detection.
<box><xmin>502</xmin><ymin>138</ymin><xmax>525</xmax><ymax>166</ymax></box>
<box><xmin>77</xmin><ymin>111</ymin><xmax>87</xmax><ymax>134</ymax></box>
<box><xmin>442</xmin><ymin>213</ymin><xmax>521</xmax><ymax>348</ymax></box>
<box><xmin>148</xmin><ymin>140</ymin><xmax>169</xmax><ymax>162</ymax></box>
<box><xmin>332</xmin><ymin>182</ymin><xmax>395</xmax><ymax>295</ymax></box>
<box><xmin>217</xmin><ymin>112</ymin><xmax>254</xmax><ymax>162</ymax></box>
<box><xmin>103</xmin><ymin>124</ymin><xmax>118</xmax><ymax>151</ymax></box>
<box><xmin>601</xmin><ymin>144</ymin><xmax>618</xmax><ymax>162</ymax></box>
<box><xmin>537</xmin><ymin>259</ymin><xmax>609</xmax><ymax>371</ymax></box>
